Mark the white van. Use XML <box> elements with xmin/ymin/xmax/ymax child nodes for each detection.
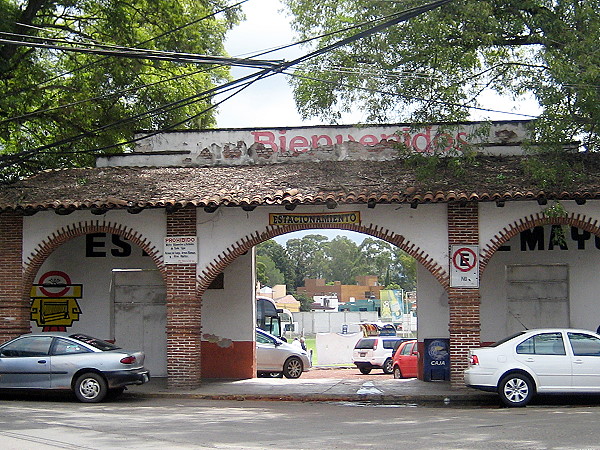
<box><xmin>353</xmin><ymin>336</ymin><xmax>410</xmax><ymax>374</ymax></box>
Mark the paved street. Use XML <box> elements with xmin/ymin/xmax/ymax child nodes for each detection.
<box><xmin>2</xmin><ymin>396</ymin><xmax>600</xmax><ymax>449</ymax></box>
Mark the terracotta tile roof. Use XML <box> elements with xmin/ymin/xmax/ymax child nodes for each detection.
<box><xmin>1</xmin><ymin>155</ymin><xmax>600</xmax><ymax>213</ymax></box>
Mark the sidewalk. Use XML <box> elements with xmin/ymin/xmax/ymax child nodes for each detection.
<box><xmin>124</xmin><ymin>374</ymin><xmax>499</xmax><ymax>407</ymax></box>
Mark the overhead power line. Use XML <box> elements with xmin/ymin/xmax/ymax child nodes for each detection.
<box><xmin>1</xmin><ymin>0</ymin><xmax>461</xmax><ymax>168</ymax></box>
<box><xmin>12</xmin><ymin>0</ymin><xmax>250</xmax><ymax>88</ymax></box>
<box><xmin>0</xmin><ymin>34</ymin><xmax>282</xmax><ymax>69</ymax></box>
<box><xmin>283</xmin><ymin>70</ymin><xmax>539</xmax><ymax>119</ymax></box>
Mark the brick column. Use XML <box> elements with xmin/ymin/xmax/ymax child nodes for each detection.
<box><xmin>165</xmin><ymin>207</ymin><xmax>201</xmax><ymax>388</ymax></box>
<box><xmin>447</xmin><ymin>203</ymin><xmax>481</xmax><ymax>387</ymax></box>
<box><xmin>0</xmin><ymin>212</ymin><xmax>28</xmax><ymax>343</ymax></box>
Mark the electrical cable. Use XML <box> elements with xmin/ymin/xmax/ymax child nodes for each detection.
<box><xmin>1</xmin><ymin>0</ymin><xmax>453</xmax><ymax>129</ymax></box>
<box><xmin>0</xmin><ymin>67</ymin><xmax>275</xmax><ymax>167</ymax></box>
<box><xmin>0</xmin><ymin>34</ymin><xmax>283</xmax><ymax>68</ymax></box>
<box><xmin>11</xmin><ymin>0</ymin><xmax>250</xmax><ymax>88</ymax></box>
<box><xmin>0</xmin><ymin>0</ymin><xmax>249</xmax><ymax>124</ymax></box>
<box><xmin>1</xmin><ymin>0</ymin><xmax>474</xmax><ymax>168</ymax></box>
<box><xmin>282</xmin><ymin>69</ymin><xmax>539</xmax><ymax>119</ymax></box>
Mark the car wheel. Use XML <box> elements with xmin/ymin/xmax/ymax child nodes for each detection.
<box><xmin>282</xmin><ymin>357</ymin><xmax>303</xmax><ymax>379</ymax></box>
<box><xmin>74</xmin><ymin>372</ymin><xmax>108</xmax><ymax>403</ymax></box>
<box><xmin>498</xmin><ymin>373</ymin><xmax>534</xmax><ymax>407</ymax></box>
<box><xmin>358</xmin><ymin>366</ymin><xmax>372</xmax><ymax>374</ymax></box>
<box><xmin>393</xmin><ymin>366</ymin><xmax>402</xmax><ymax>379</ymax></box>
<box><xmin>382</xmin><ymin>358</ymin><xmax>394</xmax><ymax>374</ymax></box>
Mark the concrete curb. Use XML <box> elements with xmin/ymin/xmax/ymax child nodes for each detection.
<box><xmin>124</xmin><ymin>390</ymin><xmax>500</xmax><ymax>407</ymax></box>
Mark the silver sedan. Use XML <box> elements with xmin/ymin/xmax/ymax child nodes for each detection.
<box><xmin>0</xmin><ymin>332</ymin><xmax>149</xmax><ymax>402</ymax></box>
<box><xmin>256</xmin><ymin>328</ymin><xmax>311</xmax><ymax>378</ymax></box>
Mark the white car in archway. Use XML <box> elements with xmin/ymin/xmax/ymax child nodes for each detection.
<box><xmin>256</xmin><ymin>329</ymin><xmax>311</xmax><ymax>378</ymax></box>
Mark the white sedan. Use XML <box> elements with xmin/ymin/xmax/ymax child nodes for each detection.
<box><xmin>256</xmin><ymin>329</ymin><xmax>311</xmax><ymax>378</ymax></box>
<box><xmin>464</xmin><ymin>328</ymin><xmax>600</xmax><ymax>406</ymax></box>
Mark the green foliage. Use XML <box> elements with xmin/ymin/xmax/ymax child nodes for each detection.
<box><xmin>0</xmin><ymin>0</ymin><xmax>241</xmax><ymax>181</ymax></box>
<box><xmin>296</xmin><ymin>292</ymin><xmax>314</xmax><ymax>312</ymax></box>
<box><xmin>521</xmin><ymin>152</ymin><xmax>587</xmax><ymax>190</ymax></box>
<box><xmin>256</xmin><ymin>255</ymin><xmax>285</xmax><ymax>287</ymax></box>
<box><xmin>542</xmin><ymin>201</ymin><xmax>569</xmax><ymax>247</ymax></box>
<box><xmin>256</xmin><ymin>234</ymin><xmax>416</xmax><ymax>292</ymax></box>
<box><xmin>284</xmin><ymin>234</ymin><xmax>329</xmax><ymax>287</ymax></box>
<box><xmin>283</xmin><ymin>0</ymin><xmax>600</xmax><ymax>152</ymax></box>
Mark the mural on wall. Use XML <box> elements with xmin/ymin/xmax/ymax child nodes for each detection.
<box><xmin>30</xmin><ymin>270</ymin><xmax>83</xmax><ymax>332</ymax></box>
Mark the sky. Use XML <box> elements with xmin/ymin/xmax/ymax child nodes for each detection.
<box><xmin>216</xmin><ymin>0</ymin><xmax>541</xmax><ymax>129</ymax></box>
<box><xmin>216</xmin><ymin>0</ymin><xmax>541</xmax><ymax>245</ymax></box>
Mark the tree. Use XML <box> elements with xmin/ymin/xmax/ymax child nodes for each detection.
<box><xmin>0</xmin><ymin>0</ymin><xmax>241</xmax><ymax>181</ymax></box>
<box><xmin>323</xmin><ymin>235</ymin><xmax>362</xmax><ymax>284</ymax></box>
<box><xmin>285</xmin><ymin>234</ymin><xmax>329</xmax><ymax>289</ymax></box>
<box><xmin>256</xmin><ymin>240</ymin><xmax>293</xmax><ymax>288</ymax></box>
<box><xmin>296</xmin><ymin>292</ymin><xmax>314</xmax><ymax>312</ymax></box>
<box><xmin>256</xmin><ymin>255</ymin><xmax>285</xmax><ymax>288</ymax></box>
<box><xmin>283</xmin><ymin>0</ymin><xmax>600</xmax><ymax>152</ymax></box>
<box><xmin>358</xmin><ymin>238</ymin><xmax>394</xmax><ymax>281</ymax></box>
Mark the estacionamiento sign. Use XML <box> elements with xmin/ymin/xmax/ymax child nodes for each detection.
<box><xmin>269</xmin><ymin>212</ymin><xmax>361</xmax><ymax>226</ymax></box>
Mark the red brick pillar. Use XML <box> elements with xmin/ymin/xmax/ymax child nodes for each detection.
<box><xmin>165</xmin><ymin>207</ymin><xmax>201</xmax><ymax>388</ymax></box>
<box><xmin>0</xmin><ymin>212</ymin><xmax>28</xmax><ymax>343</ymax></box>
<box><xmin>447</xmin><ymin>203</ymin><xmax>481</xmax><ymax>387</ymax></box>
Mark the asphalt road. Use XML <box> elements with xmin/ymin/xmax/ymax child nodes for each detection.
<box><xmin>2</xmin><ymin>396</ymin><xmax>600</xmax><ymax>449</ymax></box>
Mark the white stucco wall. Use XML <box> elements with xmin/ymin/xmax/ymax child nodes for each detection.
<box><xmin>22</xmin><ymin>196</ymin><xmax>600</xmax><ymax>360</ymax></box>
<box><xmin>200</xmin><ymin>250</ymin><xmax>255</xmax><ymax>342</ymax></box>
<box><xmin>415</xmin><ymin>264</ymin><xmax>449</xmax><ymax>340</ymax></box>
<box><xmin>478</xmin><ymin>200</ymin><xmax>600</xmax><ymax>248</ymax></box>
<box><xmin>23</xmin><ymin>209</ymin><xmax>166</xmax><ymax>263</ymax></box>
<box><xmin>481</xmin><ymin>224</ymin><xmax>600</xmax><ymax>341</ymax></box>
<box><xmin>196</xmin><ymin>203</ymin><xmax>449</xmax><ymax>274</ymax></box>
<box><xmin>30</xmin><ymin>233</ymin><xmax>157</xmax><ymax>338</ymax></box>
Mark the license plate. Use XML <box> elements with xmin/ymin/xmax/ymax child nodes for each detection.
<box><xmin>360</xmin><ymin>352</ymin><xmax>366</xmax><ymax>357</ymax></box>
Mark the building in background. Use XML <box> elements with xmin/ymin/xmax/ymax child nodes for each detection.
<box><xmin>297</xmin><ymin>276</ymin><xmax>383</xmax><ymax>304</ymax></box>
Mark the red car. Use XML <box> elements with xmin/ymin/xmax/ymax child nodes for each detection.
<box><xmin>392</xmin><ymin>340</ymin><xmax>418</xmax><ymax>379</ymax></box>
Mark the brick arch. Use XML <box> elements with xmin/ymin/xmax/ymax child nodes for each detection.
<box><xmin>197</xmin><ymin>222</ymin><xmax>449</xmax><ymax>295</ymax></box>
<box><xmin>22</xmin><ymin>220</ymin><xmax>166</xmax><ymax>304</ymax></box>
<box><xmin>480</xmin><ymin>211</ymin><xmax>600</xmax><ymax>273</ymax></box>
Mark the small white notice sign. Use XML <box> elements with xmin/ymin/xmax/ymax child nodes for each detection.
<box><xmin>164</xmin><ymin>236</ymin><xmax>198</xmax><ymax>264</ymax></box>
<box><xmin>450</xmin><ymin>245</ymin><xmax>479</xmax><ymax>288</ymax></box>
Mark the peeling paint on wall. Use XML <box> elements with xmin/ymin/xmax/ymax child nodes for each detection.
<box><xmin>202</xmin><ymin>333</ymin><xmax>233</xmax><ymax>348</ymax></box>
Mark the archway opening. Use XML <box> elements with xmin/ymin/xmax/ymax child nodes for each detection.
<box><xmin>481</xmin><ymin>222</ymin><xmax>600</xmax><ymax>344</ymax></box>
<box><xmin>198</xmin><ymin>225</ymin><xmax>449</xmax><ymax>381</ymax></box>
<box><xmin>26</xmin><ymin>231</ymin><xmax>167</xmax><ymax>377</ymax></box>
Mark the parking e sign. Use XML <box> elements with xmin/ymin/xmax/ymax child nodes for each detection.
<box><xmin>450</xmin><ymin>245</ymin><xmax>479</xmax><ymax>288</ymax></box>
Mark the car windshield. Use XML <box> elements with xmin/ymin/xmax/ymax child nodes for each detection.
<box><xmin>490</xmin><ymin>331</ymin><xmax>527</xmax><ymax>347</ymax></box>
<box><xmin>69</xmin><ymin>334</ymin><xmax>121</xmax><ymax>351</ymax></box>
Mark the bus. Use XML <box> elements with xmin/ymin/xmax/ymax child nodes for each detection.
<box><xmin>256</xmin><ymin>296</ymin><xmax>294</xmax><ymax>340</ymax></box>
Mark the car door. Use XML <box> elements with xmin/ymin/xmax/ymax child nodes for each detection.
<box><xmin>0</xmin><ymin>335</ymin><xmax>53</xmax><ymax>388</ymax></box>
<box><xmin>49</xmin><ymin>337</ymin><xmax>93</xmax><ymax>389</ymax></box>
<box><xmin>256</xmin><ymin>331</ymin><xmax>283</xmax><ymax>371</ymax></box>
<box><xmin>400</xmin><ymin>342</ymin><xmax>418</xmax><ymax>378</ymax></box>
<box><xmin>513</xmin><ymin>332</ymin><xmax>572</xmax><ymax>390</ymax></box>
<box><xmin>567</xmin><ymin>332</ymin><xmax>600</xmax><ymax>390</ymax></box>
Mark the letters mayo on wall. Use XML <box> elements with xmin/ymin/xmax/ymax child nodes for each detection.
<box><xmin>97</xmin><ymin>121</ymin><xmax>529</xmax><ymax>168</ymax></box>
